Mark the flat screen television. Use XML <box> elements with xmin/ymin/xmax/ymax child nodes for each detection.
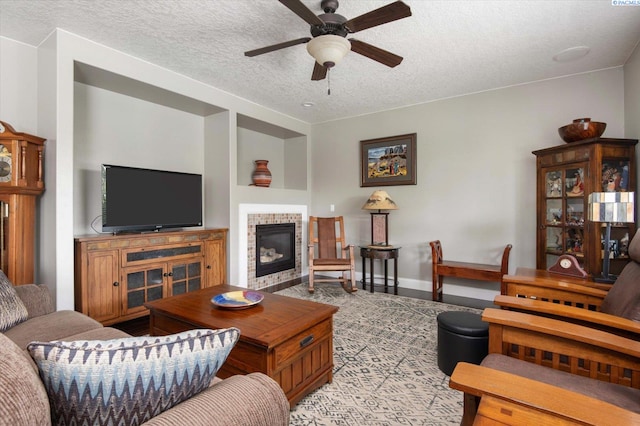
<box><xmin>101</xmin><ymin>164</ymin><xmax>203</xmax><ymax>233</ymax></box>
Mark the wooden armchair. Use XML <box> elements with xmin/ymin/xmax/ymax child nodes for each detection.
<box><xmin>495</xmin><ymin>229</ymin><xmax>640</xmax><ymax>339</ymax></box>
<box><xmin>452</xmin><ymin>363</ymin><xmax>640</xmax><ymax>425</ymax></box>
<box><xmin>307</xmin><ymin>216</ymin><xmax>356</xmax><ymax>293</ymax></box>
<box><xmin>449</xmin><ymin>308</ymin><xmax>640</xmax><ymax>425</ymax></box>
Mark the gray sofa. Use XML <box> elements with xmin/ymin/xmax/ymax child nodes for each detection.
<box><xmin>1</xmin><ymin>284</ymin><xmax>290</xmax><ymax>426</ymax></box>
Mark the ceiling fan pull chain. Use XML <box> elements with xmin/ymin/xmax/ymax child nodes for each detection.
<box><xmin>327</xmin><ymin>68</ymin><xmax>331</xmax><ymax>95</ymax></box>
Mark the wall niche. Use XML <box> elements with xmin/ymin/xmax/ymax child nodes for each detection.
<box><xmin>237</xmin><ymin>114</ymin><xmax>307</xmax><ymax>191</ymax></box>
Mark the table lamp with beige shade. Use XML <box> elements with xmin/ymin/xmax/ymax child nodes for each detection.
<box><xmin>362</xmin><ymin>190</ymin><xmax>398</xmax><ymax>247</ymax></box>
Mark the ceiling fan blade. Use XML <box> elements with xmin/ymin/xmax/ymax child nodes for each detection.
<box><xmin>245</xmin><ymin>37</ymin><xmax>311</xmax><ymax>57</ymax></box>
<box><xmin>349</xmin><ymin>39</ymin><xmax>403</xmax><ymax>67</ymax></box>
<box><xmin>345</xmin><ymin>1</ymin><xmax>412</xmax><ymax>33</ymax></box>
<box><xmin>311</xmin><ymin>62</ymin><xmax>328</xmax><ymax>81</ymax></box>
<box><xmin>279</xmin><ymin>0</ymin><xmax>325</xmax><ymax>26</ymax></box>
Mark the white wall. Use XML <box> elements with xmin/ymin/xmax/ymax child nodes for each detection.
<box><xmin>625</xmin><ymin>42</ymin><xmax>640</xmax><ymax>141</ymax></box>
<box><xmin>310</xmin><ymin>68</ymin><xmax>626</xmax><ymax>300</ymax></box>
<box><xmin>0</xmin><ymin>37</ymin><xmax>38</xmax><ymax>133</ymax></box>
<box><xmin>285</xmin><ymin>136</ymin><xmax>308</xmax><ymax>190</ymax></box>
<box><xmin>204</xmin><ymin>111</ymin><xmax>231</xmax><ymax>230</ymax></box>
<box><xmin>36</xmin><ymin>32</ymin><xmax>59</xmax><ymax>300</ymax></box>
<box><xmin>624</xmin><ymin>42</ymin><xmax>640</xmax><ymax>187</ymax></box>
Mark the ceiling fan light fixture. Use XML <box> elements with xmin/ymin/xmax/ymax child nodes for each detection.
<box><xmin>306</xmin><ymin>35</ymin><xmax>351</xmax><ymax>68</ymax></box>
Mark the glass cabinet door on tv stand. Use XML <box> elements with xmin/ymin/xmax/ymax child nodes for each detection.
<box><xmin>122</xmin><ymin>264</ymin><xmax>166</xmax><ymax>317</ymax></box>
<box><xmin>534</xmin><ymin>138</ymin><xmax>637</xmax><ymax>278</ymax></box>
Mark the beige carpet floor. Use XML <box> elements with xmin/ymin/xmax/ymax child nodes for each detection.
<box><xmin>274</xmin><ymin>284</ymin><xmax>481</xmax><ymax>425</ymax></box>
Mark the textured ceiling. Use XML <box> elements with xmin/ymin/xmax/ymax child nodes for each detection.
<box><xmin>1</xmin><ymin>0</ymin><xmax>640</xmax><ymax>124</ymax></box>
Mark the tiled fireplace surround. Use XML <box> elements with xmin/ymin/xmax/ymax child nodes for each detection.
<box><xmin>239</xmin><ymin>204</ymin><xmax>307</xmax><ymax>289</ymax></box>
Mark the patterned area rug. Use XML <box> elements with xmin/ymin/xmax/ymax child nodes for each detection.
<box><xmin>274</xmin><ymin>284</ymin><xmax>481</xmax><ymax>425</ymax></box>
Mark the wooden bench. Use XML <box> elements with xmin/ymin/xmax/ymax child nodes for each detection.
<box><xmin>429</xmin><ymin>241</ymin><xmax>512</xmax><ymax>302</ymax></box>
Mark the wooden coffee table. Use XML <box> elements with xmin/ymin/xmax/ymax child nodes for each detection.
<box><xmin>144</xmin><ymin>285</ymin><xmax>338</xmax><ymax>407</ymax></box>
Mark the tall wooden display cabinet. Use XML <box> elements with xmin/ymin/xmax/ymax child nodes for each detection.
<box><xmin>533</xmin><ymin>137</ymin><xmax>637</xmax><ymax>278</ymax></box>
<box><xmin>0</xmin><ymin>121</ymin><xmax>46</xmax><ymax>285</ymax></box>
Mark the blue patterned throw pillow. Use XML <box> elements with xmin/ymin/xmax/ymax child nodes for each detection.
<box><xmin>28</xmin><ymin>328</ymin><xmax>240</xmax><ymax>426</ymax></box>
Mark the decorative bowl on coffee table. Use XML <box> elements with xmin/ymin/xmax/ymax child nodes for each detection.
<box><xmin>212</xmin><ymin>291</ymin><xmax>264</xmax><ymax>309</ymax></box>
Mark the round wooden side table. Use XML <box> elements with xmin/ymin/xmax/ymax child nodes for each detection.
<box><xmin>359</xmin><ymin>246</ymin><xmax>400</xmax><ymax>294</ymax></box>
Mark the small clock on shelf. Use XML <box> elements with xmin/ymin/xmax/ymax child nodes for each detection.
<box><xmin>548</xmin><ymin>254</ymin><xmax>588</xmax><ymax>278</ymax></box>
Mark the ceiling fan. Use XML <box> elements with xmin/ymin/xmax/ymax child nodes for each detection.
<box><xmin>245</xmin><ymin>0</ymin><xmax>412</xmax><ymax>81</ymax></box>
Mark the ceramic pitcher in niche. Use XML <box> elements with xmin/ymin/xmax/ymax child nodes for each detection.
<box><xmin>252</xmin><ymin>160</ymin><xmax>272</xmax><ymax>187</ymax></box>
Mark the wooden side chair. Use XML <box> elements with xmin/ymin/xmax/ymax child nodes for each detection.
<box><xmin>308</xmin><ymin>216</ymin><xmax>357</xmax><ymax>293</ymax></box>
<box><xmin>429</xmin><ymin>240</ymin><xmax>512</xmax><ymax>301</ymax></box>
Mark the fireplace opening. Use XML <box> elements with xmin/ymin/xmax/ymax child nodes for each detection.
<box><xmin>256</xmin><ymin>223</ymin><xmax>295</xmax><ymax>277</ymax></box>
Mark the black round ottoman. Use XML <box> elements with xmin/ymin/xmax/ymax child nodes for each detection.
<box><xmin>436</xmin><ymin>311</ymin><xmax>488</xmax><ymax>376</ymax></box>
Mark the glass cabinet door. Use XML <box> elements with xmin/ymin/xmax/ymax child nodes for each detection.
<box><xmin>601</xmin><ymin>159</ymin><xmax>630</xmax><ymax>192</ymax></box>
<box><xmin>565</xmin><ymin>167</ymin><xmax>584</xmax><ymax>197</ymax></box>
<box><xmin>565</xmin><ymin>198</ymin><xmax>584</xmax><ymax>258</ymax></box>
<box><xmin>542</xmin><ymin>166</ymin><xmax>586</xmax><ymax>269</ymax></box>
<box><xmin>169</xmin><ymin>260</ymin><xmax>203</xmax><ymax>296</ymax></box>
<box><xmin>597</xmin><ymin>159</ymin><xmax>634</xmax><ymax>275</ymax></box>
<box><xmin>123</xmin><ymin>265</ymin><xmax>166</xmax><ymax>315</ymax></box>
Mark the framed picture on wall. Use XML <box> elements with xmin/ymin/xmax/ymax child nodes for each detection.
<box><xmin>360</xmin><ymin>133</ymin><xmax>417</xmax><ymax>187</ymax></box>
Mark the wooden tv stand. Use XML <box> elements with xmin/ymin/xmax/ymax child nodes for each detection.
<box><xmin>74</xmin><ymin>228</ymin><xmax>227</xmax><ymax>325</ymax></box>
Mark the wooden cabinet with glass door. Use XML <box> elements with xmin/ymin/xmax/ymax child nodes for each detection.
<box><xmin>74</xmin><ymin>228</ymin><xmax>227</xmax><ymax>325</ymax></box>
<box><xmin>533</xmin><ymin>138</ymin><xmax>637</xmax><ymax>278</ymax></box>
